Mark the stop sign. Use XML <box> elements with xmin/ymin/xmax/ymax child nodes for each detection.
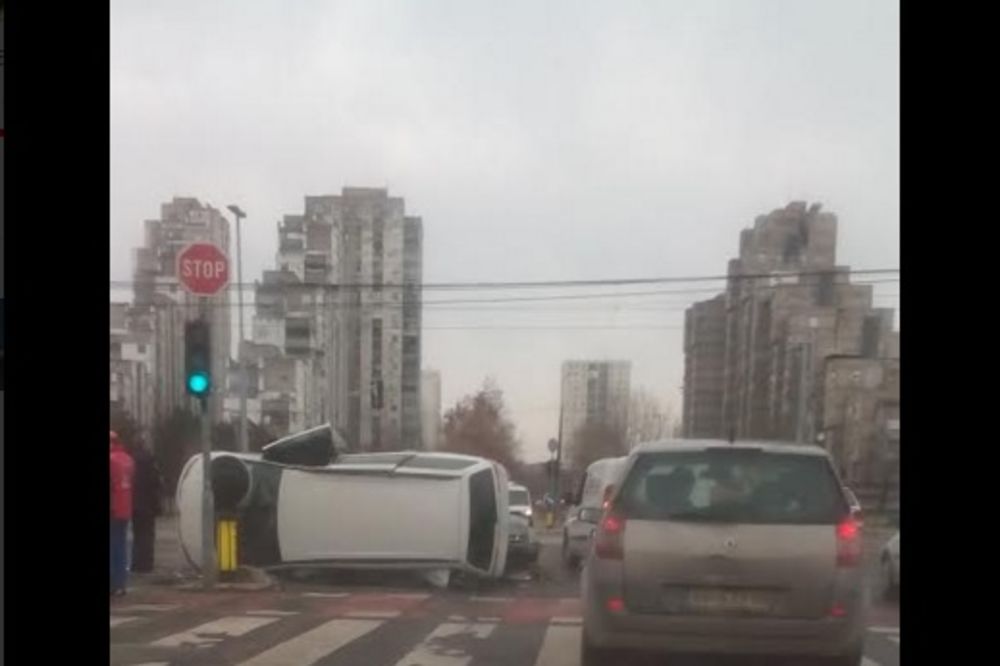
<box><xmin>177</xmin><ymin>243</ymin><xmax>230</xmax><ymax>296</ymax></box>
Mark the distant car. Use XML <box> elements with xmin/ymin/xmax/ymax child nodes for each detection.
<box><xmin>562</xmin><ymin>505</ymin><xmax>603</xmax><ymax>567</ymax></box>
<box><xmin>881</xmin><ymin>531</ymin><xmax>900</xmax><ymax>598</ymax></box>
<box><xmin>506</xmin><ymin>513</ymin><xmax>539</xmax><ymax>570</ymax></box>
<box><xmin>508</xmin><ymin>483</ymin><xmax>534</xmax><ymax>526</ymax></box>
<box><xmin>582</xmin><ymin>440</ymin><xmax>867</xmax><ymax>666</ymax></box>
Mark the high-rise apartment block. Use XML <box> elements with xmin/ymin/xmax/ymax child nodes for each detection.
<box><xmin>682</xmin><ymin>202</ymin><xmax>899</xmax><ymax>486</ymax></box>
<box><xmin>124</xmin><ymin>198</ymin><xmax>232</xmax><ymax>425</ymax></box>
<box><xmin>235</xmin><ymin>187</ymin><xmax>423</xmax><ymax>450</ymax></box>
<box><xmin>560</xmin><ymin>360</ymin><xmax>631</xmax><ymax>461</ymax></box>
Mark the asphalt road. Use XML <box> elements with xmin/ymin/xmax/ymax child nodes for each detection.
<box><xmin>112</xmin><ymin>522</ymin><xmax>899</xmax><ymax>666</ymax></box>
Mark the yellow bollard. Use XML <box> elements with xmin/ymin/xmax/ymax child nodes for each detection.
<box><xmin>217</xmin><ymin>519</ymin><xmax>238</xmax><ymax>573</ymax></box>
<box><xmin>545</xmin><ymin>511</ymin><xmax>555</xmax><ymax>528</ymax></box>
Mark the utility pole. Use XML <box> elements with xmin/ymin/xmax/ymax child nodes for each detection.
<box><xmin>795</xmin><ymin>342</ymin><xmax>809</xmax><ymax>444</ymax></box>
<box><xmin>196</xmin><ymin>298</ymin><xmax>217</xmax><ymax>590</ymax></box>
<box><xmin>228</xmin><ymin>204</ymin><xmax>248</xmax><ymax>453</ymax></box>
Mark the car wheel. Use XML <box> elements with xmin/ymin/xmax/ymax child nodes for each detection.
<box><xmin>581</xmin><ymin>629</ymin><xmax>618</xmax><ymax>666</ymax></box>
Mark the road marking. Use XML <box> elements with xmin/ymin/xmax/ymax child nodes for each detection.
<box><xmin>133</xmin><ymin>663</ymin><xmax>170</xmax><ymax>666</ymax></box>
<box><xmin>862</xmin><ymin>658</ymin><xmax>880</xmax><ymax>666</ymax></box>
<box><xmin>345</xmin><ymin>610</ymin><xmax>401</xmax><ymax>619</ymax></box>
<box><xmin>888</xmin><ymin>636</ymin><xmax>900</xmax><ymax>645</ymax></box>
<box><xmin>236</xmin><ymin>618</ymin><xmax>382</xmax><ymax>666</ymax></box>
<box><xmin>868</xmin><ymin>626</ymin><xmax>900</xmax><ymax>634</ymax></box>
<box><xmin>246</xmin><ymin>610</ymin><xmax>300</xmax><ymax>617</ymax></box>
<box><xmin>393</xmin><ymin>622</ymin><xmax>496</xmax><ymax>666</ymax></box>
<box><xmin>152</xmin><ymin>616</ymin><xmax>278</xmax><ymax>648</ymax></box>
<box><xmin>477</xmin><ymin>616</ymin><xmax>501</xmax><ymax>623</ymax></box>
<box><xmin>116</xmin><ymin>604</ymin><xmax>180</xmax><ymax>612</ymax></box>
<box><xmin>469</xmin><ymin>596</ymin><xmax>511</xmax><ymax>602</ymax></box>
<box><xmin>110</xmin><ymin>616</ymin><xmax>138</xmax><ymax>628</ymax></box>
<box><xmin>448</xmin><ymin>615</ymin><xmax>468</xmax><ymax>622</ymax></box>
<box><xmin>533</xmin><ymin>625</ymin><xmax>581</xmax><ymax>666</ymax></box>
<box><xmin>303</xmin><ymin>592</ymin><xmax>351</xmax><ymax>598</ymax></box>
<box><xmin>550</xmin><ymin>616</ymin><xmax>582</xmax><ymax>626</ymax></box>
<box><xmin>384</xmin><ymin>592</ymin><xmax>431</xmax><ymax>600</ymax></box>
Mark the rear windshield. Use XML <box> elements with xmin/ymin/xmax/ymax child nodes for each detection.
<box><xmin>509</xmin><ymin>489</ymin><xmax>530</xmax><ymax>505</ymax></box>
<box><xmin>618</xmin><ymin>449</ymin><xmax>847</xmax><ymax>525</ymax></box>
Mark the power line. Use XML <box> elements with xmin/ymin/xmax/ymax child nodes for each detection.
<box><xmin>108</xmin><ymin>267</ymin><xmax>899</xmax><ymax>291</ymax></box>
<box><xmin>110</xmin><ymin>278</ymin><xmax>900</xmax><ymax>309</ymax></box>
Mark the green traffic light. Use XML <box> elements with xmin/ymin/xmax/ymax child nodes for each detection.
<box><xmin>187</xmin><ymin>372</ymin><xmax>210</xmax><ymax>395</ymax></box>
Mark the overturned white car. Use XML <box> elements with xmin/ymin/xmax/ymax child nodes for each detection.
<box><xmin>176</xmin><ymin>425</ymin><xmax>510</xmax><ymax>580</ymax></box>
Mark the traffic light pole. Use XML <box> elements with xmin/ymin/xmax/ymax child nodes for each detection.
<box><xmin>200</xmin><ymin>392</ymin><xmax>217</xmax><ymax>589</ymax></box>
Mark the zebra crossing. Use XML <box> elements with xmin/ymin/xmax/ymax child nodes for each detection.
<box><xmin>111</xmin><ymin>591</ymin><xmax>898</xmax><ymax>666</ymax></box>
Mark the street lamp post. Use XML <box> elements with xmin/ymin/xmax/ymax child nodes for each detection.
<box><xmin>227</xmin><ymin>204</ymin><xmax>248</xmax><ymax>453</ymax></box>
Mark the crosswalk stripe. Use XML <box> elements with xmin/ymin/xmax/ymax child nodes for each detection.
<box><xmin>116</xmin><ymin>604</ymin><xmax>179</xmax><ymax>612</ymax></box>
<box><xmin>888</xmin><ymin>636</ymin><xmax>899</xmax><ymax>644</ymax></box>
<box><xmin>345</xmin><ymin>610</ymin><xmax>401</xmax><ymax>619</ymax></box>
<box><xmin>393</xmin><ymin>622</ymin><xmax>496</xmax><ymax>666</ymax></box>
<box><xmin>862</xmin><ymin>658</ymin><xmax>880</xmax><ymax>666</ymax></box>
<box><xmin>303</xmin><ymin>591</ymin><xmax>350</xmax><ymax>598</ymax></box>
<box><xmin>247</xmin><ymin>610</ymin><xmax>300</xmax><ymax>617</ymax></box>
<box><xmin>152</xmin><ymin>616</ymin><xmax>278</xmax><ymax>648</ymax></box>
<box><xmin>110</xmin><ymin>616</ymin><xmax>138</xmax><ymax>628</ymax></box>
<box><xmin>533</xmin><ymin>625</ymin><xmax>581</xmax><ymax>666</ymax></box>
<box><xmin>550</xmin><ymin>616</ymin><xmax>582</xmax><ymax>626</ymax></box>
<box><xmin>869</xmin><ymin>626</ymin><xmax>900</xmax><ymax>634</ymax></box>
<box><xmin>236</xmin><ymin>618</ymin><xmax>382</xmax><ymax>666</ymax></box>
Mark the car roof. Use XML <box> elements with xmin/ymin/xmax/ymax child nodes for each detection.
<box><xmin>631</xmin><ymin>439</ymin><xmax>832</xmax><ymax>458</ymax></box>
<box><xmin>508</xmin><ymin>482</ymin><xmax>528</xmax><ymax>492</ymax></box>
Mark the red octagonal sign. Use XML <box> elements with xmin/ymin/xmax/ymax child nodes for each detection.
<box><xmin>177</xmin><ymin>243</ymin><xmax>230</xmax><ymax>296</ymax></box>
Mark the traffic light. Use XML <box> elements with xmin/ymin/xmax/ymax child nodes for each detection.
<box><xmin>185</xmin><ymin>319</ymin><xmax>212</xmax><ymax>399</ymax></box>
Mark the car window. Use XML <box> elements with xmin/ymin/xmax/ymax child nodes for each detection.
<box><xmin>618</xmin><ymin>450</ymin><xmax>847</xmax><ymax>525</ymax></box>
<box><xmin>509</xmin><ymin>489</ymin><xmax>530</xmax><ymax>505</ymax></box>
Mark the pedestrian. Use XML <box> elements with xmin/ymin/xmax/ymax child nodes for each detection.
<box><xmin>129</xmin><ymin>439</ymin><xmax>162</xmax><ymax>574</ymax></box>
<box><xmin>110</xmin><ymin>430</ymin><xmax>135</xmax><ymax>597</ymax></box>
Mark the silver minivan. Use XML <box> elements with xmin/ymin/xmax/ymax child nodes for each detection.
<box><xmin>581</xmin><ymin>440</ymin><xmax>867</xmax><ymax>665</ymax></box>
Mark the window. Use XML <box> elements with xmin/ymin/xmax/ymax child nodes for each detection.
<box><xmin>618</xmin><ymin>449</ymin><xmax>846</xmax><ymax>525</ymax></box>
<box><xmin>508</xmin><ymin>489</ymin><xmax>530</xmax><ymax>505</ymax></box>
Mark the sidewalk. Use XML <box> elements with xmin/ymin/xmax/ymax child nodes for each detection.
<box><xmin>129</xmin><ymin>513</ymin><xmax>195</xmax><ymax>588</ymax></box>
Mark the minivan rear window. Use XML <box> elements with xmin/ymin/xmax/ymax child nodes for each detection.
<box><xmin>618</xmin><ymin>450</ymin><xmax>847</xmax><ymax>525</ymax></box>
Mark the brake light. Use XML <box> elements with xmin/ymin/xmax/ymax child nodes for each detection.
<box><xmin>836</xmin><ymin>517</ymin><xmax>862</xmax><ymax>567</ymax></box>
<box><xmin>594</xmin><ymin>512</ymin><xmax>625</xmax><ymax>560</ymax></box>
<box><xmin>606</xmin><ymin>597</ymin><xmax>625</xmax><ymax>613</ymax></box>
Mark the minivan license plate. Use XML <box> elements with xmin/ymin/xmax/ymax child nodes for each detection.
<box><xmin>685</xmin><ymin>589</ymin><xmax>772</xmax><ymax>614</ymax></box>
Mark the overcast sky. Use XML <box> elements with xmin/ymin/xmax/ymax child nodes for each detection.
<box><xmin>111</xmin><ymin>0</ymin><xmax>899</xmax><ymax>462</ymax></box>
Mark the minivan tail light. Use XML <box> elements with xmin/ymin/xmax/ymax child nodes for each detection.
<box><xmin>836</xmin><ymin>517</ymin><xmax>862</xmax><ymax>567</ymax></box>
<box><xmin>594</xmin><ymin>512</ymin><xmax>625</xmax><ymax>560</ymax></box>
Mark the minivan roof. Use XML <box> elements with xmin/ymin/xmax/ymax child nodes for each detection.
<box><xmin>509</xmin><ymin>482</ymin><xmax>528</xmax><ymax>491</ymax></box>
<box><xmin>631</xmin><ymin>439</ymin><xmax>831</xmax><ymax>458</ymax></box>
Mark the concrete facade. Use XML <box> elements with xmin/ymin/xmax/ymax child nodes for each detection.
<box><xmin>560</xmin><ymin>360</ymin><xmax>631</xmax><ymax>457</ymax></box>
<box><xmin>239</xmin><ymin>188</ymin><xmax>423</xmax><ymax>450</ymax></box>
<box><xmin>123</xmin><ymin>198</ymin><xmax>232</xmax><ymax>425</ymax></box>
<box><xmin>420</xmin><ymin>369</ymin><xmax>442</xmax><ymax>450</ymax></box>
<box><xmin>683</xmin><ymin>294</ymin><xmax>726</xmax><ymax>438</ymax></box>
<box><xmin>682</xmin><ymin>202</ymin><xmax>900</xmax><ymax>484</ymax></box>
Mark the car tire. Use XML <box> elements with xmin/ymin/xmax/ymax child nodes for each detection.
<box><xmin>580</xmin><ymin>629</ymin><xmax>618</xmax><ymax>666</ymax></box>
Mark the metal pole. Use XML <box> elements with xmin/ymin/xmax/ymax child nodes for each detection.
<box><xmin>235</xmin><ymin>210</ymin><xmax>249</xmax><ymax>453</ymax></box>
<box><xmin>795</xmin><ymin>343</ymin><xmax>808</xmax><ymax>444</ymax></box>
<box><xmin>200</xmin><ymin>393</ymin><xmax>217</xmax><ymax>588</ymax></box>
<box><xmin>197</xmin><ymin>297</ymin><xmax>217</xmax><ymax>589</ymax></box>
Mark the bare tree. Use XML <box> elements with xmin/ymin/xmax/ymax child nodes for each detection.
<box><xmin>442</xmin><ymin>378</ymin><xmax>523</xmax><ymax>476</ymax></box>
<box><xmin>627</xmin><ymin>387</ymin><xmax>674</xmax><ymax>448</ymax></box>
<box><xmin>570</xmin><ymin>420</ymin><xmax>628</xmax><ymax>473</ymax></box>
